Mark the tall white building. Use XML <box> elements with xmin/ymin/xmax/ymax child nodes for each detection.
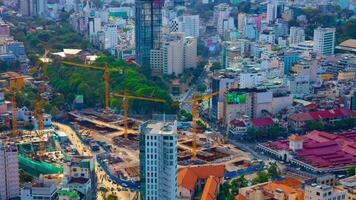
<box><xmin>267</xmin><ymin>3</ymin><xmax>276</xmax><ymax>23</ymax></box>
<box><xmin>237</xmin><ymin>13</ymin><xmax>246</xmax><ymax>34</ymax></box>
<box><xmin>0</xmin><ymin>143</ymin><xmax>20</xmax><ymax>200</ymax></box>
<box><xmin>184</xmin><ymin>36</ymin><xmax>197</xmax><ymax>69</ymax></box>
<box><xmin>169</xmin><ymin>15</ymin><xmax>200</xmax><ymax>38</ymax></box>
<box><xmin>151</xmin><ymin>33</ymin><xmax>184</xmax><ymax>75</ymax></box>
<box><xmin>267</xmin><ymin>0</ymin><xmax>280</xmax><ymax>23</ymax></box>
<box><xmin>214</xmin><ymin>3</ymin><xmax>231</xmax><ymax>35</ymax></box>
<box><xmin>313</xmin><ymin>27</ymin><xmax>336</xmax><ymax>56</ymax></box>
<box><xmin>182</xmin><ymin>15</ymin><xmax>200</xmax><ymax>38</ymax></box>
<box><xmin>139</xmin><ymin>121</ymin><xmax>178</xmax><ymax>200</ymax></box>
<box><xmin>289</xmin><ymin>26</ymin><xmax>305</xmax><ymax>45</ymax></box>
<box><xmin>103</xmin><ymin>25</ymin><xmax>118</xmax><ymax>50</ymax></box>
<box><xmin>150</xmin><ymin>33</ymin><xmax>197</xmax><ymax>75</ymax></box>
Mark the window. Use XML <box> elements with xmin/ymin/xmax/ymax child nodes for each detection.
<box><xmin>317</xmin><ymin>192</ymin><xmax>320</xmax><ymax>196</ymax></box>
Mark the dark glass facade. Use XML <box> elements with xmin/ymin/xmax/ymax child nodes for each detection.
<box><xmin>135</xmin><ymin>0</ymin><xmax>163</xmax><ymax>68</ymax></box>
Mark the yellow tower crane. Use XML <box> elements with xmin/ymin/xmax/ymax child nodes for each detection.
<box><xmin>61</xmin><ymin>61</ymin><xmax>121</xmax><ymax>113</ymax></box>
<box><xmin>112</xmin><ymin>91</ymin><xmax>166</xmax><ymax>138</ymax></box>
<box><xmin>7</xmin><ymin>80</ymin><xmax>20</xmax><ymax>137</ymax></box>
<box><xmin>31</xmin><ymin>47</ymin><xmax>51</xmax><ymax>80</ymax></box>
<box><xmin>183</xmin><ymin>85</ymin><xmax>237</xmax><ymax>159</ymax></box>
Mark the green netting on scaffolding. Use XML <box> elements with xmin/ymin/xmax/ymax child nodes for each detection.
<box><xmin>17</xmin><ymin>143</ymin><xmax>35</xmax><ymax>154</ymax></box>
<box><xmin>18</xmin><ymin>155</ymin><xmax>63</xmax><ymax>176</ymax></box>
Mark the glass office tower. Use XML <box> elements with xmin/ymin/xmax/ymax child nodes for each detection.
<box><xmin>135</xmin><ymin>0</ymin><xmax>163</xmax><ymax>68</ymax></box>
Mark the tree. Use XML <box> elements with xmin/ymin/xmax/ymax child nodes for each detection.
<box><xmin>217</xmin><ymin>182</ymin><xmax>237</xmax><ymax>200</ymax></box>
<box><xmin>20</xmin><ymin>171</ymin><xmax>33</xmax><ymax>184</ymax></box>
<box><xmin>267</xmin><ymin>163</ymin><xmax>281</xmax><ymax>179</ymax></box>
<box><xmin>211</xmin><ymin>62</ymin><xmax>222</xmax><ymax>71</ymax></box>
<box><xmin>252</xmin><ymin>170</ymin><xmax>269</xmax><ymax>185</ymax></box>
<box><xmin>247</xmin><ymin>128</ymin><xmax>263</xmax><ymax>140</ymax></box>
<box><xmin>347</xmin><ymin>166</ymin><xmax>355</xmax><ymax>177</ymax></box>
<box><xmin>196</xmin><ymin>120</ymin><xmax>207</xmax><ymax>130</ymax></box>
<box><xmin>107</xmin><ymin>194</ymin><xmax>118</xmax><ymax>200</ymax></box>
<box><xmin>197</xmin><ymin>83</ymin><xmax>207</xmax><ymax>93</ymax></box>
<box><xmin>230</xmin><ymin>175</ymin><xmax>248</xmax><ymax>195</ymax></box>
<box><xmin>305</xmin><ymin>121</ymin><xmax>325</xmax><ymax>131</ymax></box>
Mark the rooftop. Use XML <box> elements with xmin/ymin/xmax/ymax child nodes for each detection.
<box><xmin>142</xmin><ymin>121</ymin><xmax>177</xmax><ymax>135</ymax></box>
<box><xmin>262</xmin><ymin>130</ymin><xmax>356</xmax><ymax>169</ymax></box>
<box><xmin>288</xmin><ymin>108</ymin><xmax>355</xmax><ymax>122</ymax></box>
<box><xmin>340</xmin><ymin>175</ymin><xmax>356</xmax><ymax>187</ymax></box>
<box><xmin>177</xmin><ymin>165</ymin><xmax>225</xmax><ymax>191</ymax></box>
<box><xmin>338</xmin><ymin>39</ymin><xmax>356</xmax><ymax>50</ymax></box>
<box><xmin>200</xmin><ymin>176</ymin><xmax>220</xmax><ymax>200</ymax></box>
<box><xmin>251</xmin><ymin>117</ymin><xmax>273</xmax><ymax>127</ymax></box>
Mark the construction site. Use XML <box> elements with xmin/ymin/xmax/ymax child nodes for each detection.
<box><xmin>0</xmin><ymin>59</ymin><xmax>255</xmax><ymax>189</ymax></box>
<box><xmin>62</xmin><ymin>105</ymin><xmax>254</xmax><ymax>183</ymax></box>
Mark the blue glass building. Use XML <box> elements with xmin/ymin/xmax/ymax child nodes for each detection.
<box><xmin>135</xmin><ymin>0</ymin><xmax>163</xmax><ymax>68</ymax></box>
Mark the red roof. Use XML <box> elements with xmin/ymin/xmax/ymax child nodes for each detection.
<box><xmin>263</xmin><ymin>130</ymin><xmax>356</xmax><ymax>169</ymax></box>
<box><xmin>289</xmin><ymin>108</ymin><xmax>355</xmax><ymax>122</ymax></box>
<box><xmin>230</xmin><ymin>119</ymin><xmax>246</xmax><ymax>127</ymax></box>
<box><xmin>251</xmin><ymin>117</ymin><xmax>273</xmax><ymax>127</ymax></box>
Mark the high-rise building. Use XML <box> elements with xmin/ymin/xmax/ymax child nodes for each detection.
<box><xmin>313</xmin><ymin>27</ymin><xmax>336</xmax><ymax>56</ymax></box>
<box><xmin>182</xmin><ymin>15</ymin><xmax>200</xmax><ymax>38</ymax></box>
<box><xmin>139</xmin><ymin>121</ymin><xmax>178</xmax><ymax>200</ymax></box>
<box><xmin>289</xmin><ymin>26</ymin><xmax>305</xmax><ymax>45</ymax></box>
<box><xmin>103</xmin><ymin>25</ymin><xmax>118</xmax><ymax>50</ymax></box>
<box><xmin>150</xmin><ymin>33</ymin><xmax>197</xmax><ymax>75</ymax></box>
<box><xmin>266</xmin><ymin>3</ymin><xmax>276</xmax><ymax>23</ymax></box>
<box><xmin>135</xmin><ymin>0</ymin><xmax>163</xmax><ymax>68</ymax></box>
<box><xmin>184</xmin><ymin>36</ymin><xmax>197</xmax><ymax>69</ymax></box>
<box><xmin>150</xmin><ymin>33</ymin><xmax>184</xmax><ymax>75</ymax></box>
<box><xmin>0</xmin><ymin>143</ymin><xmax>20</xmax><ymax>200</ymax></box>
<box><xmin>237</xmin><ymin>13</ymin><xmax>246</xmax><ymax>34</ymax></box>
<box><xmin>19</xmin><ymin>0</ymin><xmax>31</xmax><ymax>16</ymax></box>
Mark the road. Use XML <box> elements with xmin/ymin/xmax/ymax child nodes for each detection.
<box><xmin>53</xmin><ymin>122</ymin><xmax>137</xmax><ymax>200</ymax></box>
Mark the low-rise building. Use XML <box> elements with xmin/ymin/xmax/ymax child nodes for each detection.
<box><xmin>340</xmin><ymin>175</ymin><xmax>356</xmax><ymax>200</ymax></box>
<box><xmin>237</xmin><ymin>178</ymin><xmax>304</xmax><ymax>200</ymax></box>
<box><xmin>177</xmin><ymin>165</ymin><xmax>225</xmax><ymax>200</ymax></box>
<box><xmin>288</xmin><ymin>108</ymin><xmax>355</xmax><ymax>130</ymax></box>
<box><xmin>21</xmin><ymin>180</ymin><xmax>58</xmax><ymax>200</ymax></box>
<box><xmin>304</xmin><ymin>184</ymin><xmax>346</xmax><ymax>200</ymax></box>
<box><xmin>62</xmin><ymin>156</ymin><xmax>96</xmax><ymax>200</ymax></box>
<box><xmin>258</xmin><ymin>130</ymin><xmax>356</xmax><ymax>173</ymax></box>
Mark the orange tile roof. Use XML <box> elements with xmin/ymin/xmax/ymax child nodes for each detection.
<box><xmin>289</xmin><ymin>135</ymin><xmax>303</xmax><ymax>141</ymax></box>
<box><xmin>263</xmin><ymin>182</ymin><xmax>304</xmax><ymax>200</ymax></box>
<box><xmin>200</xmin><ymin>176</ymin><xmax>220</xmax><ymax>200</ymax></box>
<box><xmin>235</xmin><ymin>194</ymin><xmax>247</xmax><ymax>200</ymax></box>
<box><xmin>274</xmin><ymin>178</ymin><xmax>302</xmax><ymax>189</ymax></box>
<box><xmin>177</xmin><ymin>165</ymin><xmax>225</xmax><ymax>191</ymax></box>
<box><xmin>339</xmin><ymin>39</ymin><xmax>356</xmax><ymax>49</ymax></box>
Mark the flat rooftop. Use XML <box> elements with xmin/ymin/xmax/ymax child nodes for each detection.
<box><xmin>142</xmin><ymin>121</ymin><xmax>177</xmax><ymax>135</ymax></box>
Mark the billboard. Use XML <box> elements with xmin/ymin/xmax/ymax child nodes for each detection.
<box><xmin>257</xmin><ymin>92</ymin><xmax>273</xmax><ymax>104</ymax></box>
<box><xmin>227</xmin><ymin>92</ymin><xmax>247</xmax><ymax>104</ymax></box>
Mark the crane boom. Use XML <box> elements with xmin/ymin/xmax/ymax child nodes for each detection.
<box><xmin>113</xmin><ymin>93</ymin><xmax>166</xmax><ymax>103</ymax></box>
<box><xmin>60</xmin><ymin>61</ymin><xmax>121</xmax><ymax>113</ymax></box>
<box><xmin>186</xmin><ymin>85</ymin><xmax>238</xmax><ymax>159</ymax></box>
<box><xmin>61</xmin><ymin>61</ymin><xmax>120</xmax><ymax>72</ymax></box>
<box><xmin>112</xmin><ymin>92</ymin><xmax>166</xmax><ymax>138</ymax></box>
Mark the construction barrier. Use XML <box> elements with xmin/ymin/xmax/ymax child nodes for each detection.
<box><xmin>224</xmin><ymin>162</ymin><xmax>264</xmax><ymax>179</ymax></box>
